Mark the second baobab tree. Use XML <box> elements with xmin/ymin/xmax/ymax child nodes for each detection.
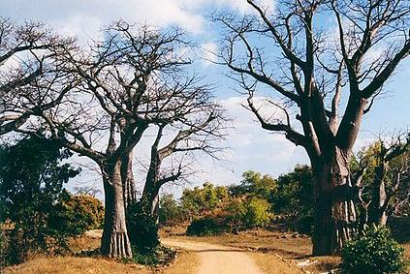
<box><xmin>217</xmin><ymin>0</ymin><xmax>410</xmax><ymax>255</ymax></box>
<box><xmin>13</xmin><ymin>21</ymin><xmax>222</xmax><ymax>258</ymax></box>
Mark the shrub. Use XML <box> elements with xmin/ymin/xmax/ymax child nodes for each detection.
<box><xmin>186</xmin><ymin>216</ymin><xmax>229</xmax><ymax>236</ymax></box>
<box><xmin>158</xmin><ymin>194</ymin><xmax>185</xmax><ymax>227</ymax></box>
<box><xmin>127</xmin><ymin>245</ymin><xmax>176</xmax><ymax>266</ymax></box>
<box><xmin>340</xmin><ymin>227</ymin><xmax>406</xmax><ymax>274</ymax></box>
<box><xmin>126</xmin><ymin>202</ymin><xmax>160</xmax><ymax>253</ymax></box>
<box><xmin>242</xmin><ymin>197</ymin><xmax>272</xmax><ymax>228</ymax></box>
<box><xmin>225</xmin><ymin>198</ymin><xmax>247</xmax><ymax>229</ymax></box>
<box><xmin>49</xmin><ymin>194</ymin><xmax>104</xmax><ymax>236</ymax></box>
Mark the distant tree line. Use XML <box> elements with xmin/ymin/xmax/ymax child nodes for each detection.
<box><xmin>160</xmin><ymin>137</ymin><xmax>409</xmax><ymax>237</ymax></box>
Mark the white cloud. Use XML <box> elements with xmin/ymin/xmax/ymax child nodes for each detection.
<box><xmin>2</xmin><ymin>0</ymin><xmax>276</xmax><ymax>42</ymax></box>
<box><xmin>200</xmin><ymin>42</ymin><xmax>218</xmax><ymax>67</ymax></box>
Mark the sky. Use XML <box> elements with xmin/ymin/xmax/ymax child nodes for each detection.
<box><xmin>2</xmin><ymin>0</ymin><xmax>410</xmax><ymax>198</ymax></box>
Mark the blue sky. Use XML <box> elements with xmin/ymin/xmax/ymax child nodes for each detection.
<box><xmin>2</xmin><ymin>0</ymin><xmax>410</xmax><ymax>198</ymax></box>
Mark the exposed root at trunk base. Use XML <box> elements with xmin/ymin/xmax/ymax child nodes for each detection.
<box><xmin>101</xmin><ymin>231</ymin><xmax>132</xmax><ymax>258</ymax></box>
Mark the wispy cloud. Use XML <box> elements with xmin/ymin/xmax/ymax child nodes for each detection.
<box><xmin>200</xmin><ymin>42</ymin><xmax>218</xmax><ymax>67</ymax></box>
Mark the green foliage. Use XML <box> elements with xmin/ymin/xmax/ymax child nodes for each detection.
<box><xmin>242</xmin><ymin>197</ymin><xmax>272</xmax><ymax>228</ymax></box>
<box><xmin>126</xmin><ymin>202</ymin><xmax>160</xmax><ymax>253</ymax></box>
<box><xmin>340</xmin><ymin>227</ymin><xmax>406</xmax><ymax>274</ymax></box>
<box><xmin>181</xmin><ymin>182</ymin><xmax>229</xmax><ymax>217</ymax></box>
<box><xmin>229</xmin><ymin>170</ymin><xmax>277</xmax><ymax>201</ymax></box>
<box><xmin>49</xmin><ymin>194</ymin><xmax>104</xmax><ymax>236</ymax></box>
<box><xmin>158</xmin><ymin>194</ymin><xmax>185</xmax><ymax>226</ymax></box>
<box><xmin>274</xmin><ymin>165</ymin><xmax>314</xmax><ymax>234</ymax></box>
<box><xmin>225</xmin><ymin>198</ymin><xmax>247</xmax><ymax>227</ymax></box>
<box><xmin>186</xmin><ymin>216</ymin><xmax>229</xmax><ymax>236</ymax></box>
<box><xmin>0</xmin><ymin>135</ymin><xmax>79</xmax><ymax>264</ymax></box>
<box><xmin>186</xmin><ymin>196</ymin><xmax>272</xmax><ymax>236</ymax></box>
<box><xmin>181</xmin><ymin>168</ymin><xmax>314</xmax><ymax>235</ymax></box>
<box><xmin>127</xmin><ymin>245</ymin><xmax>176</xmax><ymax>266</ymax></box>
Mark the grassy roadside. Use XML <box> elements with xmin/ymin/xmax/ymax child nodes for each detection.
<box><xmin>163</xmin><ymin>250</ymin><xmax>200</xmax><ymax>274</ymax></box>
<box><xmin>2</xmin><ymin>229</ymin><xmax>198</xmax><ymax>274</ymax></box>
<box><xmin>250</xmin><ymin>252</ymin><xmax>305</xmax><ymax>274</ymax></box>
<box><xmin>2</xmin><ymin>256</ymin><xmax>153</xmax><ymax>274</ymax></box>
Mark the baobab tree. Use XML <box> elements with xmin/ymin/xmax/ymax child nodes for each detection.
<box><xmin>0</xmin><ymin>18</ymin><xmax>75</xmax><ymax>135</ymax></box>
<box><xmin>217</xmin><ymin>0</ymin><xmax>410</xmax><ymax>255</ymax></box>
<box><xmin>353</xmin><ymin>134</ymin><xmax>410</xmax><ymax>229</ymax></box>
<box><xmin>14</xmin><ymin>21</ymin><xmax>217</xmax><ymax>258</ymax></box>
<box><xmin>140</xmin><ymin>107</ymin><xmax>225</xmax><ymax>219</ymax></box>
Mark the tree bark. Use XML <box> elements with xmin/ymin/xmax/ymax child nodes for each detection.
<box><xmin>100</xmin><ymin>160</ymin><xmax>132</xmax><ymax>258</ymax></box>
<box><xmin>368</xmin><ymin>179</ymin><xmax>389</xmax><ymax>227</ymax></box>
<box><xmin>141</xmin><ymin>180</ymin><xmax>161</xmax><ymax>218</ymax></box>
<box><xmin>312</xmin><ymin>148</ymin><xmax>357</xmax><ymax>255</ymax></box>
<box><xmin>121</xmin><ymin>152</ymin><xmax>136</xmax><ymax>210</ymax></box>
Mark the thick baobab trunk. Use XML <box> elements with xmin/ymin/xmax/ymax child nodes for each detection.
<box><xmin>101</xmin><ymin>161</ymin><xmax>132</xmax><ymax>258</ymax></box>
<box><xmin>312</xmin><ymin>148</ymin><xmax>357</xmax><ymax>255</ymax></box>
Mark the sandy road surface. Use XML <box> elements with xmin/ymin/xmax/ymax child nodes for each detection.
<box><xmin>162</xmin><ymin>238</ymin><xmax>264</xmax><ymax>274</ymax></box>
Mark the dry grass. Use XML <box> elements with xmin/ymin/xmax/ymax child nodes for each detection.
<box><xmin>1</xmin><ymin>229</ymin><xmax>198</xmax><ymax>274</ymax></box>
<box><xmin>68</xmin><ymin>229</ymin><xmax>103</xmax><ymax>253</ymax></box>
<box><xmin>250</xmin><ymin>252</ymin><xmax>305</xmax><ymax>274</ymax></box>
<box><xmin>301</xmin><ymin>256</ymin><xmax>341</xmax><ymax>273</ymax></box>
<box><xmin>68</xmin><ymin>235</ymin><xmax>101</xmax><ymax>253</ymax></box>
<box><xmin>163</xmin><ymin>250</ymin><xmax>200</xmax><ymax>274</ymax></box>
<box><xmin>2</xmin><ymin>256</ymin><xmax>153</xmax><ymax>274</ymax></box>
<box><xmin>402</xmin><ymin>243</ymin><xmax>410</xmax><ymax>259</ymax></box>
<box><xmin>163</xmin><ymin>229</ymin><xmax>312</xmax><ymax>259</ymax></box>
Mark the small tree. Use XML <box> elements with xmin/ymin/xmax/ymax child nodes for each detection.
<box><xmin>353</xmin><ymin>134</ymin><xmax>410</xmax><ymax>229</ymax></box>
<box><xmin>158</xmin><ymin>194</ymin><xmax>184</xmax><ymax>227</ymax></box>
<box><xmin>229</xmin><ymin>170</ymin><xmax>278</xmax><ymax>201</ymax></box>
<box><xmin>0</xmin><ymin>134</ymin><xmax>79</xmax><ymax>264</ymax></box>
<box><xmin>274</xmin><ymin>165</ymin><xmax>315</xmax><ymax>234</ymax></box>
<box><xmin>242</xmin><ymin>197</ymin><xmax>272</xmax><ymax>228</ymax></box>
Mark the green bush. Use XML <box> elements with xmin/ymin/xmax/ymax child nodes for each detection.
<box><xmin>126</xmin><ymin>202</ymin><xmax>160</xmax><ymax>253</ymax></box>
<box><xmin>158</xmin><ymin>194</ymin><xmax>185</xmax><ymax>226</ymax></box>
<box><xmin>186</xmin><ymin>216</ymin><xmax>229</xmax><ymax>236</ymax></box>
<box><xmin>242</xmin><ymin>197</ymin><xmax>272</xmax><ymax>228</ymax></box>
<box><xmin>340</xmin><ymin>227</ymin><xmax>406</xmax><ymax>274</ymax></box>
<box><xmin>127</xmin><ymin>245</ymin><xmax>176</xmax><ymax>266</ymax></box>
<box><xmin>49</xmin><ymin>194</ymin><xmax>104</xmax><ymax>236</ymax></box>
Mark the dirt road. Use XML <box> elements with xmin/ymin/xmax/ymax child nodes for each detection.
<box><xmin>162</xmin><ymin>238</ymin><xmax>264</xmax><ymax>274</ymax></box>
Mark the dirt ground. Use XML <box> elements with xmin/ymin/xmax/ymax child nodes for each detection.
<box><xmin>163</xmin><ymin>238</ymin><xmax>278</xmax><ymax>274</ymax></box>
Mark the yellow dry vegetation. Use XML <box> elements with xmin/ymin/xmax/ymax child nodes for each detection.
<box><xmin>250</xmin><ymin>252</ymin><xmax>305</xmax><ymax>274</ymax></box>
<box><xmin>68</xmin><ymin>234</ymin><xmax>101</xmax><ymax>253</ymax></box>
<box><xmin>163</xmin><ymin>250</ymin><xmax>200</xmax><ymax>274</ymax></box>
<box><xmin>2</xmin><ymin>256</ymin><xmax>153</xmax><ymax>274</ymax></box>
